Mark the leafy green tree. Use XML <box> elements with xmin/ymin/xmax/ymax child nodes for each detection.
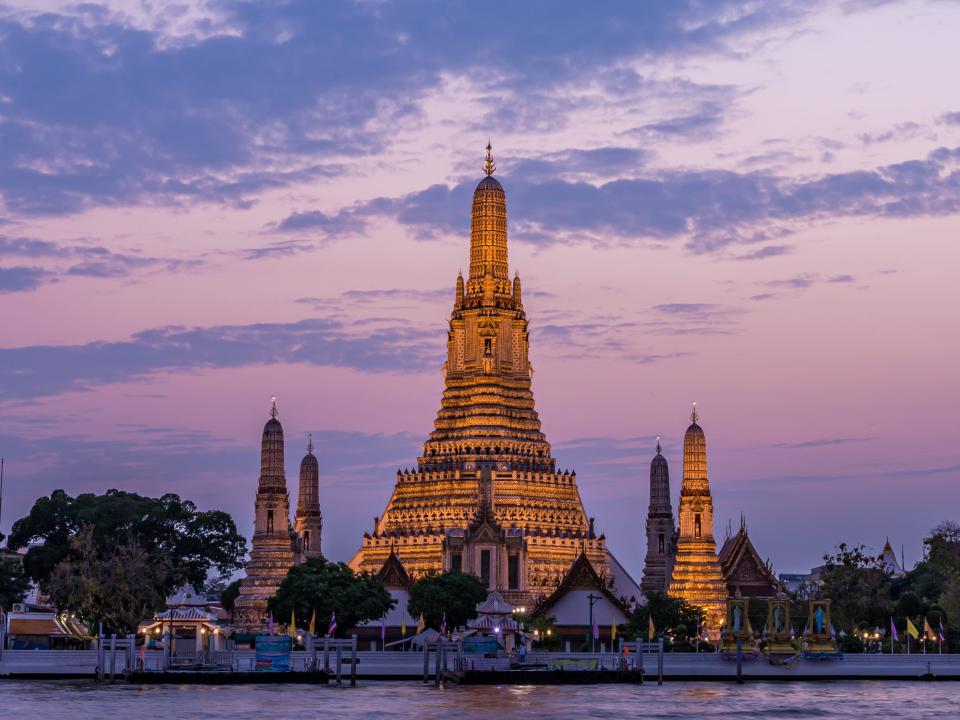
<box><xmin>407</xmin><ymin>571</ymin><xmax>487</xmax><ymax>630</ymax></box>
<box><xmin>819</xmin><ymin>543</ymin><xmax>892</xmax><ymax>630</ymax></box>
<box><xmin>924</xmin><ymin>521</ymin><xmax>960</xmax><ymax>577</ymax></box>
<box><xmin>940</xmin><ymin>576</ymin><xmax>960</xmax><ymax>627</ymax></box>
<box><xmin>8</xmin><ymin>489</ymin><xmax>246</xmax><ymax>592</ymax></box>
<box><xmin>621</xmin><ymin>592</ymin><xmax>701</xmax><ymax>641</ymax></box>
<box><xmin>267</xmin><ymin>557</ymin><xmax>394</xmax><ymax>636</ymax></box>
<box><xmin>43</xmin><ymin>526</ymin><xmax>168</xmax><ymax>634</ymax></box>
<box><xmin>896</xmin><ymin>591</ymin><xmax>923</xmax><ymax>619</ymax></box>
<box><xmin>0</xmin><ymin>556</ymin><xmax>30</xmax><ymax>610</ymax></box>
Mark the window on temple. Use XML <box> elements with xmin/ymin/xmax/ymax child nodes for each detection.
<box><xmin>267</xmin><ymin>510</ymin><xmax>274</xmax><ymax>534</ymax></box>
<box><xmin>451</xmin><ymin>553</ymin><xmax>462</xmax><ymax>573</ymax></box>
<box><xmin>484</xmin><ymin>338</ymin><xmax>492</xmax><ymax>356</ymax></box>
<box><xmin>508</xmin><ymin>555</ymin><xmax>519</xmax><ymax>590</ymax></box>
<box><xmin>480</xmin><ymin>549</ymin><xmax>491</xmax><ymax>588</ymax></box>
<box><xmin>303</xmin><ymin>530</ymin><xmax>310</xmax><ymax>549</ymax></box>
<box><xmin>658</xmin><ymin>533</ymin><xmax>665</xmax><ymax>554</ymax></box>
<box><xmin>694</xmin><ymin>513</ymin><xmax>702</xmax><ymax>539</ymax></box>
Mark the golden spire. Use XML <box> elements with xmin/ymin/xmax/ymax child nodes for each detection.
<box><xmin>483</xmin><ymin>140</ymin><xmax>496</xmax><ymax>176</ymax></box>
<box><xmin>307</xmin><ymin>433</ymin><xmax>313</xmax><ymax>454</ymax></box>
<box><xmin>270</xmin><ymin>395</ymin><xmax>279</xmax><ymax>419</ymax></box>
<box><xmin>656</xmin><ymin>436</ymin><xmax>662</xmax><ymax>454</ymax></box>
<box><xmin>690</xmin><ymin>400</ymin><xmax>698</xmax><ymax>424</ymax></box>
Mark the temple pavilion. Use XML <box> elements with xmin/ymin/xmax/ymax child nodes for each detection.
<box><xmin>349</xmin><ymin>145</ymin><xmax>641</xmax><ymax>608</ymax></box>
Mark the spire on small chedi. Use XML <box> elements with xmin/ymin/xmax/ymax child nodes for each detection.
<box><xmin>260</xmin><ymin>395</ymin><xmax>285</xmax><ymax>490</ymax></box>
<box><xmin>483</xmin><ymin>140</ymin><xmax>496</xmax><ymax>176</ymax></box>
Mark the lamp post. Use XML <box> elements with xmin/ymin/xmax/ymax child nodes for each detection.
<box><xmin>587</xmin><ymin>593</ymin><xmax>601</xmax><ymax>653</ymax></box>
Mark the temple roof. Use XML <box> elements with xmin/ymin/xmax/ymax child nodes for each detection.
<box><xmin>718</xmin><ymin>520</ymin><xmax>784</xmax><ymax>597</ymax></box>
<box><xmin>476</xmin><ymin>590</ymin><xmax>514</xmax><ymax>616</ymax></box>
<box><xmin>878</xmin><ymin>537</ymin><xmax>906</xmax><ymax>577</ymax></box>
<box><xmin>533</xmin><ymin>550</ymin><xmax>629</xmax><ymax>618</ymax></box>
<box><xmin>376</xmin><ymin>549</ymin><xmax>412</xmax><ymax>588</ymax></box>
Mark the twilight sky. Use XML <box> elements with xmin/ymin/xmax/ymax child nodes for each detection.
<box><xmin>1</xmin><ymin>1</ymin><xmax>958</xmax><ymax>578</ymax></box>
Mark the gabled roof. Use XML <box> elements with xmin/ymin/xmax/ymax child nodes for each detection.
<box><xmin>718</xmin><ymin>522</ymin><xmax>784</xmax><ymax>596</ymax></box>
<box><xmin>476</xmin><ymin>590</ymin><xmax>514</xmax><ymax>616</ymax></box>
<box><xmin>376</xmin><ymin>550</ymin><xmax>412</xmax><ymax>588</ymax></box>
<box><xmin>533</xmin><ymin>551</ymin><xmax>630</xmax><ymax>618</ymax></box>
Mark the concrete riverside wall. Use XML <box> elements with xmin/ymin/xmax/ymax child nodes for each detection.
<box><xmin>3</xmin><ymin>649</ymin><xmax>960</xmax><ymax>680</ymax></box>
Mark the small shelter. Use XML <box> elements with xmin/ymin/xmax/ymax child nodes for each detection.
<box><xmin>4</xmin><ymin>603</ymin><xmax>92</xmax><ymax>649</ymax></box>
<box><xmin>139</xmin><ymin>607</ymin><xmax>227</xmax><ymax>655</ymax></box>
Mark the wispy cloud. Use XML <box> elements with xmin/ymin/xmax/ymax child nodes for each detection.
<box><xmin>0</xmin><ymin>318</ymin><xmax>442</xmax><ymax>401</ymax></box>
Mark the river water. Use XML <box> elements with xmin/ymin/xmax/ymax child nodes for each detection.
<box><xmin>1</xmin><ymin>680</ymin><xmax>956</xmax><ymax>719</ymax></box>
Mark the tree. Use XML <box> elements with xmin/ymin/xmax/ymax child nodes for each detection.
<box><xmin>940</xmin><ymin>576</ymin><xmax>960</xmax><ymax>628</ymax></box>
<box><xmin>407</xmin><ymin>571</ymin><xmax>487</xmax><ymax>630</ymax></box>
<box><xmin>621</xmin><ymin>592</ymin><xmax>701</xmax><ymax>641</ymax></box>
<box><xmin>0</xmin><ymin>556</ymin><xmax>30</xmax><ymax>610</ymax></box>
<box><xmin>924</xmin><ymin>521</ymin><xmax>960</xmax><ymax>577</ymax></box>
<box><xmin>267</xmin><ymin>557</ymin><xmax>393</xmax><ymax>635</ymax></box>
<box><xmin>8</xmin><ymin>489</ymin><xmax>246</xmax><ymax>592</ymax></box>
<box><xmin>819</xmin><ymin>543</ymin><xmax>892</xmax><ymax>630</ymax></box>
<box><xmin>527</xmin><ymin>614</ymin><xmax>561</xmax><ymax>650</ymax></box>
<box><xmin>43</xmin><ymin>526</ymin><xmax>168</xmax><ymax>634</ymax></box>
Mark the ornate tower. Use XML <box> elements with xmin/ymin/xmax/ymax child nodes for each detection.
<box><xmin>668</xmin><ymin>404</ymin><xmax>727</xmax><ymax>635</ymax></box>
<box><xmin>295</xmin><ymin>435</ymin><xmax>323</xmax><ymax>561</ymax></box>
<box><xmin>234</xmin><ymin>398</ymin><xmax>296</xmax><ymax>631</ymax></box>
<box><xmin>641</xmin><ymin>438</ymin><xmax>675</xmax><ymax>596</ymax></box>
<box><xmin>350</xmin><ymin>145</ymin><xmax>619</xmax><ymax>604</ymax></box>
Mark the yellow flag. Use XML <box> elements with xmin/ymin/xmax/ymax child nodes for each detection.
<box><xmin>611</xmin><ymin>621</ymin><xmax>617</xmax><ymax>640</ymax></box>
<box><xmin>906</xmin><ymin>617</ymin><xmax>919</xmax><ymax>639</ymax></box>
<box><xmin>648</xmin><ymin>616</ymin><xmax>655</xmax><ymax>641</ymax></box>
<box><xmin>401</xmin><ymin>615</ymin><xmax>407</xmax><ymax>637</ymax></box>
<box><xmin>309</xmin><ymin>610</ymin><xmax>316</xmax><ymax>636</ymax></box>
<box><xmin>746</xmin><ymin>616</ymin><xmax>753</xmax><ymax>636</ymax></box>
<box><xmin>417</xmin><ymin>613</ymin><xmax>426</xmax><ymax>634</ymax></box>
<box><xmin>923</xmin><ymin>618</ymin><xmax>937</xmax><ymax>641</ymax></box>
<box><xmin>289</xmin><ymin>609</ymin><xmax>297</xmax><ymax>638</ymax></box>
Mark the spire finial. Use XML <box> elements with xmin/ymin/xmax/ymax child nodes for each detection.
<box><xmin>656</xmin><ymin>436</ymin><xmax>662</xmax><ymax>454</ymax></box>
<box><xmin>307</xmin><ymin>433</ymin><xmax>313</xmax><ymax>454</ymax></box>
<box><xmin>483</xmin><ymin>140</ymin><xmax>496</xmax><ymax>176</ymax></box>
<box><xmin>690</xmin><ymin>400</ymin><xmax>698</xmax><ymax>424</ymax></box>
<box><xmin>270</xmin><ymin>395</ymin><xmax>279</xmax><ymax>419</ymax></box>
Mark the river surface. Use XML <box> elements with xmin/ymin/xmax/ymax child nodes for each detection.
<box><xmin>1</xmin><ymin>679</ymin><xmax>956</xmax><ymax>719</ymax></box>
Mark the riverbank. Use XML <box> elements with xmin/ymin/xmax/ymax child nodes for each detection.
<box><xmin>3</xmin><ymin>649</ymin><xmax>959</xmax><ymax>681</ymax></box>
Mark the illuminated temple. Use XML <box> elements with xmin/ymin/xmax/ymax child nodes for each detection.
<box><xmin>666</xmin><ymin>405</ymin><xmax>727</xmax><ymax>633</ymax></box>
<box><xmin>234</xmin><ymin>400</ymin><xmax>324</xmax><ymax>631</ymax></box>
<box><xmin>349</xmin><ymin>145</ymin><xmax>639</xmax><ymax>606</ymax></box>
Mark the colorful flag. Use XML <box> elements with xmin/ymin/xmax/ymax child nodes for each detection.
<box><xmin>289</xmin><ymin>608</ymin><xmax>297</xmax><ymax>638</ymax></box>
<box><xmin>268</xmin><ymin>613</ymin><xmax>274</xmax><ymax>636</ymax></box>
<box><xmin>890</xmin><ymin>617</ymin><xmax>899</xmax><ymax>642</ymax></box>
<box><xmin>906</xmin><ymin>617</ymin><xmax>919</xmax><ymax>639</ymax></box>
<box><xmin>309</xmin><ymin>610</ymin><xmax>316</xmax><ymax>636</ymax></box>
<box><xmin>611</xmin><ymin>620</ymin><xmax>617</xmax><ymax>641</ymax></box>
<box><xmin>416</xmin><ymin>613</ymin><xmax>425</xmax><ymax>634</ymax></box>
<box><xmin>440</xmin><ymin>612</ymin><xmax>447</xmax><ymax>637</ymax></box>
<box><xmin>592</xmin><ymin>616</ymin><xmax>599</xmax><ymax>641</ymax></box>
<box><xmin>648</xmin><ymin>616</ymin><xmax>655</xmax><ymax>641</ymax></box>
<box><xmin>939</xmin><ymin>619</ymin><xmax>947</xmax><ymax>643</ymax></box>
<box><xmin>923</xmin><ymin>618</ymin><xmax>938</xmax><ymax>642</ymax></box>
<box><xmin>746</xmin><ymin>616</ymin><xmax>753</xmax><ymax>637</ymax></box>
<box><xmin>327</xmin><ymin>612</ymin><xmax>337</xmax><ymax>637</ymax></box>
<box><xmin>401</xmin><ymin>615</ymin><xmax>407</xmax><ymax>637</ymax></box>
<box><xmin>381</xmin><ymin>616</ymin><xmax>386</xmax><ymax>643</ymax></box>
